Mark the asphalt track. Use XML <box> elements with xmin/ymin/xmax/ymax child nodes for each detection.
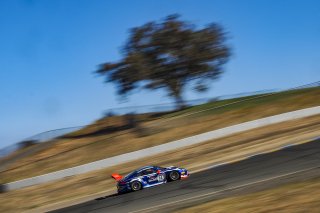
<box><xmin>52</xmin><ymin>139</ymin><xmax>320</xmax><ymax>213</ymax></box>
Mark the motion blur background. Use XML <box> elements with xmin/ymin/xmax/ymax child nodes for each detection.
<box><xmin>1</xmin><ymin>0</ymin><xmax>320</xmax><ymax>150</ymax></box>
<box><xmin>1</xmin><ymin>1</ymin><xmax>320</xmax><ymax>212</ymax></box>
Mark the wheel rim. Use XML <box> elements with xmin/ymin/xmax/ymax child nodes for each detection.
<box><xmin>132</xmin><ymin>182</ymin><xmax>140</xmax><ymax>190</ymax></box>
<box><xmin>170</xmin><ymin>171</ymin><xmax>179</xmax><ymax>180</ymax></box>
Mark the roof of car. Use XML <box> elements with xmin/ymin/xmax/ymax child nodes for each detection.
<box><xmin>135</xmin><ymin>166</ymin><xmax>155</xmax><ymax>172</ymax></box>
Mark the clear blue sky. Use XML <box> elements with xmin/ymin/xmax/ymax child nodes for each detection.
<box><xmin>1</xmin><ymin>0</ymin><xmax>319</xmax><ymax>148</ymax></box>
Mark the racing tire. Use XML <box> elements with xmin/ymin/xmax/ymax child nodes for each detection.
<box><xmin>168</xmin><ymin>171</ymin><xmax>180</xmax><ymax>181</ymax></box>
<box><xmin>131</xmin><ymin>181</ymin><xmax>142</xmax><ymax>191</ymax></box>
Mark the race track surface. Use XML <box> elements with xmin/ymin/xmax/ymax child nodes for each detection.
<box><xmin>52</xmin><ymin>139</ymin><xmax>320</xmax><ymax>213</ymax></box>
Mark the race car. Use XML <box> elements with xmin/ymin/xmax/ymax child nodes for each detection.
<box><xmin>111</xmin><ymin>165</ymin><xmax>189</xmax><ymax>194</ymax></box>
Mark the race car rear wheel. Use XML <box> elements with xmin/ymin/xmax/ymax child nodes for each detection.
<box><xmin>131</xmin><ymin>181</ymin><xmax>142</xmax><ymax>191</ymax></box>
<box><xmin>169</xmin><ymin>171</ymin><xmax>180</xmax><ymax>181</ymax></box>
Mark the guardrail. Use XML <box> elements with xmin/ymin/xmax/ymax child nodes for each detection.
<box><xmin>2</xmin><ymin>81</ymin><xmax>319</xmax><ymax>159</ymax></box>
<box><xmin>1</xmin><ymin>106</ymin><xmax>319</xmax><ymax>192</ymax></box>
<box><xmin>0</xmin><ymin>90</ymin><xmax>274</xmax><ymax>159</ymax></box>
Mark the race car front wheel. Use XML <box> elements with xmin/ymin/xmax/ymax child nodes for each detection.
<box><xmin>131</xmin><ymin>181</ymin><xmax>142</xmax><ymax>191</ymax></box>
<box><xmin>169</xmin><ymin>171</ymin><xmax>180</xmax><ymax>181</ymax></box>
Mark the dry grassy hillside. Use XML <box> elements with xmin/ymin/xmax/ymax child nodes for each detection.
<box><xmin>1</xmin><ymin>87</ymin><xmax>319</xmax><ymax>183</ymax></box>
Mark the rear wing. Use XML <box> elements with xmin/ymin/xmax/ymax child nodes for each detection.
<box><xmin>111</xmin><ymin>173</ymin><xmax>123</xmax><ymax>181</ymax></box>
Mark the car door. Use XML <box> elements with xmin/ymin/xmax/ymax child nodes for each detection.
<box><xmin>141</xmin><ymin>168</ymin><xmax>159</xmax><ymax>185</ymax></box>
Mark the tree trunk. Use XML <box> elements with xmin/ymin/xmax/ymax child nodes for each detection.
<box><xmin>170</xmin><ymin>80</ymin><xmax>186</xmax><ymax>110</ymax></box>
<box><xmin>175</xmin><ymin>93</ymin><xmax>186</xmax><ymax>110</ymax></box>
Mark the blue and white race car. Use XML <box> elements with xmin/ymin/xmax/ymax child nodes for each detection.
<box><xmin>111</xmin><ymin>165</ymin><xmax>189</xmax><ymax>194</ymax></box>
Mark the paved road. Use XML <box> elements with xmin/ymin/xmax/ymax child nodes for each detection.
<box><xmin>52</xmin><ymin>139</ymin><xmax>320</xmax><ymax>213</ymax></box>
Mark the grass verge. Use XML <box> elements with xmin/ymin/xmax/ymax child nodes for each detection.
<box><xmin>175</xmin><ymin>177</ymin><xmax>320</xmax><ymax>213</ymax></box>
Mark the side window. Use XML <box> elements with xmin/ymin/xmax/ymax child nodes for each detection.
<box><xmin>141</xmin><ymin>168</ymin><xmax>155</xmax><ymax>175</ymax></box>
